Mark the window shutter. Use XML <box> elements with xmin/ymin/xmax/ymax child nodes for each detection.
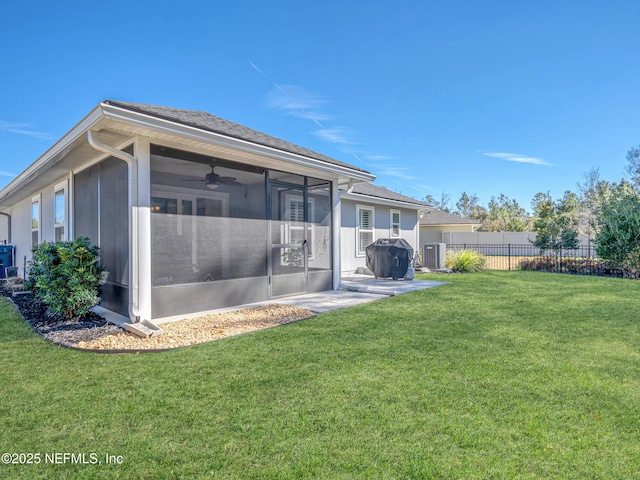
<box><xmin>359</xmin><ymin>208</ymin><xmax>371</xmax><ymax>229</ymax></box>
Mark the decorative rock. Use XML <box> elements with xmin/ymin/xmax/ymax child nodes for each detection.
<box><xmin>1</xmin><ymin>282</ymin><xmax>315</xmax><ymax>351</ymax></box>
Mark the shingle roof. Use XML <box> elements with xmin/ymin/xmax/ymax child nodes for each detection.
<box><xmin>349</xmin><ymin>183</ymin><xmax>429</xmax><ymax>207</ymax></box>
<box><xmin>348</xmin><ymin>183</ymin><xmax>480</xmax><ymax>225</ymax></box>
<box><xmin>104</xmin><ymin>100</ymin><xmax>369</xmax><ymax>174</ymax></box>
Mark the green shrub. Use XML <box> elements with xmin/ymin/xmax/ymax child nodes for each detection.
<box><xmin>518</xmin><ymin>256</ymin><xmax>619</xmax><ymax>276</ymax></box>
<box><xmin>518</xmin><ymin>256</ymin><xmax>556</xmax><ymax>272</ymax></box>
<box><xmin>25</xmin><ymin>237</ymin><xmax>108</xmax><ymax>320</ymax></box>
<box><xmin>446</xmin><ymin>249</ymin><xmax>487</xmax><ymax>273</ymax></box>
<box><xmin>596</xmin><ymin>186</ymin><xmax>640</xmax><ymax>279</ymax></box>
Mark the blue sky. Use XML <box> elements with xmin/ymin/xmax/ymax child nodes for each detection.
<box><xmin>1</xmin><ymin>0</ymin><xmax>639</xmax><ymax>213</ymax></box>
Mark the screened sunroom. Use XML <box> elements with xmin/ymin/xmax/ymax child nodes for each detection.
<box><xmin>0</xmin><ymin>100</ymin><xmax>374</xmax><ymax>324</ymax></box>
<box><xmin>149</xmin><ymin>146</ymin><xmax>334</xmax><ymax>318</ymax></box>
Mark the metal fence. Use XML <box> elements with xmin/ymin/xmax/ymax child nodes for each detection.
<box><xmin>446</xmin><ymin>243</ymin><xmax>623</xmax><ymax>277</ymax></box>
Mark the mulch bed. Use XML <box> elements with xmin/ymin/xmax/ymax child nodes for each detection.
<box><xmin>0</xmin><ymin>281</ymin><xmax>315</xmax><ymax>351</ymax></box>
<box><xmin>0</xmin><ymin>281</ymin><xmax>122</xmax><ymax>347</ymax></box>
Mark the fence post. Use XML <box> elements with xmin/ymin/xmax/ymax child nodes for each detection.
<box><xmin>508</xmin><ymin>244</ymin><xmax>511</xmax><ymax>271</ymax></box>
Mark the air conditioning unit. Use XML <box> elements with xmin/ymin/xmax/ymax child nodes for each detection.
<box><xmin>421</xmin><ymin>243</ymin><xmax>446</xmax><ymax>270</ymax></box>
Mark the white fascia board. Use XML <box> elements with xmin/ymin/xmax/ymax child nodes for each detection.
<box><xmin>100</xmin><ymin>103</ymin><xmax>375</xmax><ymax>183</ymax></box>
<box><xmin>0</xmin><ymin>107</ymin><xmax>105</xmax><ymax>203</ymax></box>
<box><xmin>341</xmin><ymin>191</ymin><xmax>425</xmax><ymax>211</ymax></box>
<box><xmin>420</xmin><ymin>223</ymin><xmax>481</xmax><ymax>227</ymax></box>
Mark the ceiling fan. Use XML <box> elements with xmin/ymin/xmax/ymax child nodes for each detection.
<box><xmin>184</xmin><ymin>165</ymin><xmax>241</xmax><ymax>189</ymax></box>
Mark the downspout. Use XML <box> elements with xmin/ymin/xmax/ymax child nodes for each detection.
<box><xmin>87</xmin><ymin>131</ymin><xmax>141</xmax><ymax>323</ymax></box>
<box><xmin>0</xmin><ymin>212</ymin><xmax>10</xmax><ymax>244</ymax></box>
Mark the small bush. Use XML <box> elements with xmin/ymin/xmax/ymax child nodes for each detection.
<box><xmin>519</xmin><ymin>256</ymin><xmax>621</xmax><ymax>277</ymax></box>
<box><xmin>518</xmin><ymin>256</ymin><xmax>556</xmax><ymax>272</ymax></box>
<box><xmin>446</xmin><ymin>249</ymin><xmax>487</xmax><ymax>273</ymax></box>
<box><xmin>25</xmin><ymin>237</ymin><xmax>108</xmax><ymax>320</ymax></box>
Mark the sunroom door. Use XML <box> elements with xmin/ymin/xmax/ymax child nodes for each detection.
<box><xmin>269</xmin><ymin>183</ymin><xmax>308</xmax><ymax>297</ymax></box>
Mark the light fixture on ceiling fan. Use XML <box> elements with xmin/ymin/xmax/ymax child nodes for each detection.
<box><xmin>184</xmin><ymin>164</ymin><xmax>241</xmax><ymax>189</ymax></box>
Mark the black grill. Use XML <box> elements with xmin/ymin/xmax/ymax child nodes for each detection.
<box><xmin>365</xmin><ymin>238</ymin><xmax>414</xmax><ymax>280</ymax></box>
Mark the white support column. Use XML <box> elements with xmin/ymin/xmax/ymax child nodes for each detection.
<box><xmin>67</xmin><ymin>172</ymin><xmax>74</xmax><ymax>241</ymax></box>
<box><xmin>415</xmin><ymin>210</ymin><xmax>420</xmax><ymax>251</ymax></box>
<box><xmin>332</xmin><ymin>180</ymin><xmax>342</xmax><ymax>289</ymax></box>
<box><xmin>135</xmin><ymin>137</ymin><xmax>153</xmax><ymax>320</ymax></box>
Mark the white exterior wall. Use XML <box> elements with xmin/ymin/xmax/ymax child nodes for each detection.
<box><xmin>8</xmin><ymin>198</ymin><xmax>32</xmax><ymax>274</ymax></box>
<box><xmin>0</xmin><ymin>209</ymin><xmax>9</xmax><ymax>244</ymax></box>
<box><xmin>340</xmin><ymin>200</ymin><xmax>358</xmax><ymax>272</ymax></box>
<box><xmin>341</xmin><ymin>198</ymin><xmax>419</xmax><ymax>273</ymax></box>
<box><xmin>3</xmin><ymin>175</ymin><xmax>72</xmax><ymax>276</ymax></box>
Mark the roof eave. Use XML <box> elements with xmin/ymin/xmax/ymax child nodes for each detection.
<box><xmin>0</xmin><ymin>106</ymin><xmax>105</xmax><ymax>206</ymax></box>
<box><xmin>341</xmin><ymin>191</ymin><xmax>427</xmax><ymax>210</ymax></box>
<box><xmin>100</xmin><ymin>103</ymin><xmax>375</xmax><ymax>184</ymax></box>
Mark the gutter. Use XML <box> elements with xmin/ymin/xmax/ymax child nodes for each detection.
<box><xmin>87</xmin><ymin>130</ymin><xmax>141</xmax><ymax>323</ymax></box>
<box><xmin>0</xmin><ymin>212</ymin><xmax>10</xmax><ymax>244</ymax></box>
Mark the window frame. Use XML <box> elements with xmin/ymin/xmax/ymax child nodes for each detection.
<box><xmin>31</xmin><ymin>194</ymin><xmax>41</xmax><ymax>247</ymax></box>
<box><xmin>285</xmin><ymin>193</ymin><xmax>315</xmax><ymax>258</ymax></box>
<box><xmin>356</xmin><ymin>204</ymin><xmax>375</xmax><ymax>257</ymax></box>
<box><xmin>54</xmin><ymin>180</ymin><xmax>68</xmax><ymax>242</ymax></box>
<box><xmin>390</xmin><ymin>209</ymin><xmax>401</xmax><ymax>238</ymax></box>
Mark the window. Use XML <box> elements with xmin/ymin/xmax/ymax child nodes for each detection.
<box><xmin>287</xmin><ymin>196</ymin><xmax>305</xmax><ymax>244</ymax></box>
<box><xmin>31</xmin><ymin>195</ymin><xmax>41</xmax><ymax>247</ymax></box>
<box><xmin>390</xmin><ymin>209</ymin><xmax>401</xmax><ymax>237</ymax></box>
<box><xmin>356</xmin><ymin>205</ymin><xmax>374</xmax><ymax>256</ymax></box>
<box><xmin>285</xmin><ymin>194</ymin><xmax>314</xmax><ymax>256</ymax></box>
<box><xmin>151</xmin><ymin>186</ymin><xmax>229</xmax><ymax>284</ymax></box>
<box><xmin>54</xmin><ymin>181</ymin><xmax>67</xmax><ymax>242</ymax></box>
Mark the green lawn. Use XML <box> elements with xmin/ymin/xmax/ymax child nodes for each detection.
<box><xmin>1</xmin><ymin>271</ymin><xmax>639</xmax><ymax>479</ymax></box>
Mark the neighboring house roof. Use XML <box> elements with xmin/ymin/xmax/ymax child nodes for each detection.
<box><xmin>105</xmin><ymin>100</ymin><xmax>369</xmax><ymax>174</ymax></box>
<box><xmin>419</xmin><ymin>207</ymin><xmax>481</xmax><ymax>226</ymax></box>
<box><xmin>346</xmin><ymin>183</ymin><xmax>429</xmax><ymax>209</ymax></box>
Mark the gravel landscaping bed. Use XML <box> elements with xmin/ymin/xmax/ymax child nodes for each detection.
<box><xmin>76</xmin><ymin>304</ymin><xmax>315</xmax><ymax>350</ymax></box>
<box><xmin>1</xmin><ymin>280</ymin><xmax>315</xmax><ymax>350</ymax></box>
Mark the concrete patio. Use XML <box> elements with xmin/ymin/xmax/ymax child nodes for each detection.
<box><xmin>97</xmin><ymin>274</ymin><xmax>447</xmax><ymax>326</ymax></box>
<box><xmin>271</xmin><ymin>274</ymin><xmax>447</xmax><ymax>313</ymax></box>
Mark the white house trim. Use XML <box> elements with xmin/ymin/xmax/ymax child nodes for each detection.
<box><xmin>53</xmin><ymin>179</ymin><xmax>68</xmax><ymax>242</ymax></box>
<box><xmin>390</xmin><ymin>209</ymin><xmax>401</xmax><ymax>238</ymax></box>
<box><xmin>31</xmin><ymin>193</ymin><xmax>41</xmax><ymax>247</ymax></box>
<box><xmin>356</xmin><ymin>204</ymin><xmax>375</xmax><ymax>257</ymax></box>
<box><xmin>331</xmin><ymin>181</ymin><xmax>341</xmax><ymax>289</ymax></box>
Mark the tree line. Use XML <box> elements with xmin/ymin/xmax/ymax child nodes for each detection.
<box><xmin>424</xmin><ymin>145</ymin><xmax>640</xmax><ymax>278</ymax></box>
